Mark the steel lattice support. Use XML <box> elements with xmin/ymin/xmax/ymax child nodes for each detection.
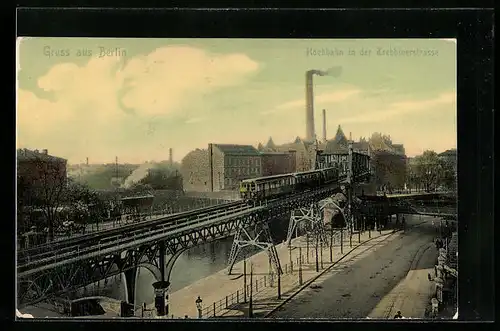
<box><xmin>17</xmin><ymin>170</ymin><xmax>374</xmax><ymax>308</ymax></box>
<box><xmin>286</xmin><ymin>202</ymin><xmax>327</xmax><ymax>246</ymax></box>
<box><xmin>227</xmin><ymin>221</ymin><xmax>282</xmax><ymax>275</ymax></box>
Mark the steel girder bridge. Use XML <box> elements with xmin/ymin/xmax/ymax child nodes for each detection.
<box><xmin>17</xmin><ymin>153</ymin><xmax>371</xmax><ymax>316</ymax></box>
<box><xmin>386</xmin><ymin>192</ymin><xmax>457</xmax><ymax>219</ymax></box>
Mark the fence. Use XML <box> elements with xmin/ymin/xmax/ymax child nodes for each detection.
<box><xmin>199</xmin><ymin>255</ymin><xmax>326</xmax><ymax>319</ymax></box>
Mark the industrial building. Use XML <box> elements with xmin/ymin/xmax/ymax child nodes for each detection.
<box><xmin>260</xmin><ymin>151</ymin><xmax>296</xmax><ymax>177</ymax></box>
<box><xmin>208</xmin><ymin>144</ymin><xmax>262</xmax><ymax>191</ymax></box>
<box><xmin>181</xmin><ymin>143</ymin><xmax>298</xmax><ymax>193</ymax></box>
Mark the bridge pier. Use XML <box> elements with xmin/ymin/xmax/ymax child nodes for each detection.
<box><xmin>123</xmin><ymin>267</ymin><xmax>138</xmax><ymax>307</ymax></box>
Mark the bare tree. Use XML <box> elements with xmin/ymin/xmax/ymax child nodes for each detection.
<box><xmin>17</xmin><ymin>151</ymin><xmax>106</xmax><ymax>241</ymax></box>
<box><xmin>17</xmin><ymin>152</ymin><xmax>67</xmax><ymax>241</ymax></box>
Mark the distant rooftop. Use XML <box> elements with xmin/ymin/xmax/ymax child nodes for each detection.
<box><xmin>17</xmin><ymin>148</ymin><xmax>66</xmax><ymax>163</ymax></box>
<box><xmin>213</xmin><ymin>144</ymin><xmax>260</xmax><ymax>156</ymax></box>
<box><xmin>439</xmin><ymin>149</ymin><xmax>457</xmax><ymax>157</ymax></box>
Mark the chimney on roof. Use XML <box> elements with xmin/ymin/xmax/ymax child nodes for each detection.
<box><xmin>42</xmin><ymin>149</ymin><xmax>48</xmax><ymax>155</ymax></box>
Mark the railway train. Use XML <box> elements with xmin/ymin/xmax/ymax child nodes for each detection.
<box><xmin>239</xmin><ymin>165</ymin><xmax>344</xmax><ymax>203</ymax></box>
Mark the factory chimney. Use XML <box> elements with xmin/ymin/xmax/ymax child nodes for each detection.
<box><xmin>305</xmin><ymin>67</ymin><xmax>343</xmax><ymax>143</ymax></box>
<box><xmin>208</xmin><ymin>144</ymin><xmax>214</xmax><ymax>192</ymax></box>
<box><xmin>322</xmin><ymin>109</ymin><xmax>327</xmax><ymax>143</ymax></box>
<box><xmin>168</xmin><ymin>148</ymin><xmax>173</xmax><ymax>165</ymax></box>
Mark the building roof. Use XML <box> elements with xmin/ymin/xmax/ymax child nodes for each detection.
<box><xmin>17</xmin><ymin>148</ymin><xmax>67</xmax><ymax>163</ymax></box>
<box><xmin>265</xmin><ymin>137</ymin><xmax>277</xmax><ymax>149</ymax></box>
<box><xmin>323</xmin><ymin>140</ymin><xmax>348</xmax><ymax>154</ymax></box>
<box><xmin>260</xmin><ymin>151</ymin><xmax>290</xmax><ymax>156</ymax></box>
<box><xmin>438</xmin><ymin>149</ymin><xmax>457</xmax><ymax>157</ymax></box>
<box><xmin>213</xmin><ymin>144</ymin><xmax>260</xmax><ymax>156</ymax></box>
<box><xmin>352</xmin><ymin>140</ymin><xmax>370</xmax><ymax>152</ymax></box>
<box><xmin>334</xmin><ymin>125</ymin><xmax>348</xmax><ymax>146</ymax></box>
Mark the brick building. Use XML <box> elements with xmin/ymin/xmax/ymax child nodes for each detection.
<box><xmin>209</xmin><ymin>144</ymin><xmax>261</xmax><ymax>191</ymax></box>
<box><xmin>17</xmin><ymin>148</ymin><xmax>67</xmax><ymax>189</ymax></box>
<box><xmin>180</xmin><ymin>148</ymin><xmax>211</xmax><ymax>192</ymax></box>
<box><xmin>260</xmin><ymin>151</ymin><xmax>296</xmax><ymax>177</ymax></box>
<box><xmin>181</xmin><ymin>142</ymin><xmax>298</xmax><ymax>193</ymax></box>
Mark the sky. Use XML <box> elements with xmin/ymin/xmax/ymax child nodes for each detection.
<box><xmin>16</xmin><ymin>38</ymin><xmax>457</xmax><ymax>164</ymax></box>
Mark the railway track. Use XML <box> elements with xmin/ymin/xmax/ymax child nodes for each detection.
<box><xmin>18</xmin><ymin>179</ymin><xmax>363</xmax><ymax>277</ymax></box>
<box><xmin>18</xmin><ymin>203</ymin><xmax>258</xmax><ymax>276</ymax></box>
<box><xmin>17</xmin><ymin>201</ymin><xmax>245</xmax><ymax>265</ymax></box>
<box><xmin>17</xmin><ymin>185</ymin><xmax>344</xmax><ymax>276</ymax></box>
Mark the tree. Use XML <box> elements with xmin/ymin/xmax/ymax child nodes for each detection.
<box><xmin>17</xmin><ymin>152</ymin><xmax>107</xmax><ymax>240</ymax></box>
<box><xmin>411</xmin><ymin>150</ymin><xmax>453</xmax><ymax>191</ymax></box>
<box><xmin>17</xmin><ymin>154</ymin><xmax>68</xmax><ymax>241</ymax></box>
<box><xmin>139</xmin><ymin>166</ymin><xmax>183</xmax><ymax>191</ymax></box>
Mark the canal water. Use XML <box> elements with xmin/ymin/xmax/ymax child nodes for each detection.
<box><xmin>81</xmin><ymin>214</ymin><xmax>295</xmax><ymax>308</ymax></box>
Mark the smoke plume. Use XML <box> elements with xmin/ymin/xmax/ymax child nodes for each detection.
<box><xmin>121</xmin><ymin>163</ymin><xmax>154</xmax><ymax>189</ymax></box>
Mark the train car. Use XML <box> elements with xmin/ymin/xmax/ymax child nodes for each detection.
<box><xmin>239</xmin><ymin>173</ymin><xmax>296</xmax><ymax>203</ymax></box>
<box><xmin>319</xmin><ymin>166</ymin><xmax>339</xmax><ymax>184</ymax></box>
<box><xmin>294</xmin><ymin>169</ymin><xmax>323</xmax><ymax>191</ymax></box>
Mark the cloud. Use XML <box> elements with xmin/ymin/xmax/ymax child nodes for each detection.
<box><xmin>119</xmin><ymin>46</ymin><xmax>259</xmax><ymax>116</ymax></box>
<box><xmin>261</xmin><ymin>89</ymin><xmax>361</xmax><ymax>115</ymax></box>
<box><xmin>17</xmin><ymin>45</ymin><xmax>259</xmax><ymax>161</ymax></box>
<box><xmin>337</xmin><ymin>91</ymin><xmax>456</xmax><ymax>124</ymax></box>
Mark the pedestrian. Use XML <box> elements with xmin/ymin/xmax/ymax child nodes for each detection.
<box><xmin>394</xmin><ymin>311</ymin><xmax>403</xmax><ymax>319</ymax></box>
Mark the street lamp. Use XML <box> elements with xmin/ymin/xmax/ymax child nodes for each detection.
<box><xmin>195</xmin><ymin>296</ymin><xmax>203</xmax><ymax>319</ymax></box>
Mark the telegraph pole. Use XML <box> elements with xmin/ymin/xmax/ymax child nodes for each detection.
<box><xmin>298</xmin><ymin>246</ymin><xmax>303</xmax><ymax>285</ymax></box>
<box><xmin>329</xmin><ymin>225</ymin><xmax>333</xmax><ymax>262</ymax></box>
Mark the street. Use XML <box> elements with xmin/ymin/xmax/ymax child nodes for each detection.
<box><xmin>269</xmin><ymin>215</ymin><xmax>439</xmax><ymax>319</ymax></box>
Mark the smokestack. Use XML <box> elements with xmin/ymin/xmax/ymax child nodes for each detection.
<box><xmin>305</xmin><ymin>71</ymin><xmax>315</xmax><ymax>142</ymax></box>
<box><xmin>86</xmin><ymin>157</ymin><xmax>89</xmax><ymax>165</ymax></box>
<box><xmin>322</xmin><ymin>109</ymin><xmax>327</xmax><ymax>143</ymax></box>
<box><xmin>169</xmin><ymin>148</ymin><xmax>173</xmax><ymax>165</ymax></box>
<box><xmin>208</xmin><ymin>144</ymin><xmax>214</xmax><ymax>192</ymax></box>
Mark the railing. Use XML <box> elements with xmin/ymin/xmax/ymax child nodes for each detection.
<box><xmin>201</xmin><ymin>275</ymin><xmax>269</xmax><ymax>318</ymax></box>
<box><xmin>198</xmin><ymin>245</ymin><xmax>342</xmax><ymax>319</ymax></box>
<box><xmin>19</xmin><ymin>184</ymin><xmax>347</xmax><ymax>274</ymax></box>
<box><xmin>18</xmin><ymin>202</ymin><xmax>247</xmax><ymax>263</ymax></box>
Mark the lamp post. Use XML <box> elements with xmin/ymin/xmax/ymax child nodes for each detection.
<box><xmin>195</xmin><ymin>296</ymin><xmax>203</xmax><ymax>319</ymax></box>
<box><xmin>358</xmin><ymin>215</ymin><xmax>361</xmax><ymax>243</ymax></box>
<box><xmin>315</xmin><ymin>230</ymin><xmax>319</xmax><ymax>272</ymax></box>
<box><xmin>306</xmin><ymin>232</ymin><xmax>310</xmax><ymax>263</ymax></box>
<box><xmin>249</xmin><ymin>262</ymin><xmax>254</xmax><ymax>318</ymax></box>
<box><xmin>243</xmin><ymin>255</ymin><xmax>247</xmax><ymax>303</ymax></box>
